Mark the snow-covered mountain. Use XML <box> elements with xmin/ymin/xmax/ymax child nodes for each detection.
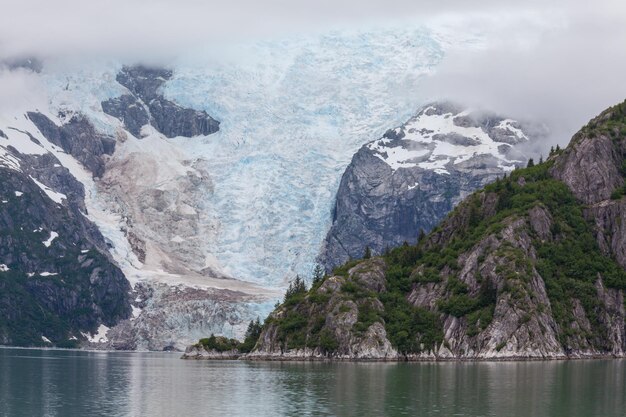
<box><xmin>0</xmin><ymin>25</ymin><xmax>532</xmax><ymax>350</ymax></box>
<box><xmin>320</xmin><ymin>102</ymin><xmax>546</xmax><ymax>270</ymax></box>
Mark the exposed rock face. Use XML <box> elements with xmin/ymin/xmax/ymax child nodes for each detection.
<box><xmin>551</xmin><ymin>134</ymin><xmax>623</xmax><ymax>204</ymax></box>
<box><xmin>181</xmin><ymin>345</ymin><xmax>241</xmax><ymax>360</ymax></box>
<box><xmin>320</xmin><ymin>102</ymin><xmax>544</xmax><ymax>271</ymax></box>
<box><xmin>0</xmin><ymin>166</ymin><xmax>131</xmax><ymax>346</ymax></box>
<box><xmin>27</xmin><ymin>112</ymin><xmax>116</xmax><ymax>177</ymax></box>
<box><xmin>551</xmin><ymin>102</ymin><xmax>626</xmax><ymax>268</ymax></box>
<box><xmin>102</xmin><ymin>65</ymin><xmax>220</xmax><ymax>138</ymax></box>
<box><xmin>250</xmin><ymin>258</ymin><xmax>398</xmax><ymax>360</ymax></box>
<box><xmin>587</xmin><ymin>200</ymin><xmax>626</xmax><ymax>269</ymax></box>
<box><xmin>409</xmin><ymin>216</ymin><xmax>567</xmax><ymax>359</ymax></box>
<box><xmin>252</xmin><ymin>204</ymin><xmax>626</xmax><ymax>360</ymax></box>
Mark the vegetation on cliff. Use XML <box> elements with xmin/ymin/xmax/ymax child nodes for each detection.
<box><xmin>249</xmin><ymin>101</ymin><xmax>626</xmax><ymax>358</ymax></box>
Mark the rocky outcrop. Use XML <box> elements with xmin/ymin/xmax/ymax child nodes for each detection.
<box><xmin>551</xmin><ymin>134</ymin><xmax>623</xmax><ymax>204</ymax></box>
<box><xmin>249</xmin><ymin>258</ymin><xmax>399</xmax><ymax>360</ymax></box>
<box><xmin>27</xmin><ymin>112</ymin><xmax>116</xmax><ymax>177</ymax></box>
<box><xmin>0</xmin><ymin>166</ymin><xmax>131</xmax><ymax>347</ymax></box>
<box><xmin>181</xmin><ymin>344</ymin><xmax>241</xmax><ymax>360</ymax></box>
<box><xmin>320</xmin><ymin>102</ymin><xmax>544</xmax><ymax>271</ymax></box>
<box><xmin>551</xmin><ymin>101</ymin><xmax>626</xmax><ymax>268</ymax></box>
<box><xmin>102</xmin><ymin>65</ymin><xmax>220</xmax><ymax>138</ymax></box>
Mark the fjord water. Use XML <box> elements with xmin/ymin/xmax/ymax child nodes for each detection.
<box><xmin>1</xmin><ymin>348</ymin><xmax>624</xmax><ymax>417</ymax></box>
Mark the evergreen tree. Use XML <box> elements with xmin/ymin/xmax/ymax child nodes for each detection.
<box><xmin>240</xmin><ymin>318</ymin><xmax>263</xmax><ymax>353</ymax></box>
<box><xmin>312</xmin><ymin>264</ymin><xmax>325</xmax><ymax>286</ymax></box>
<box><xmin>556</xmin><ymin>144</ymin><xmax>561</xmax><ymax>152</ymax></box>
<box><xmin>417</xmin><ymin>228</ymin><xmax>426</xmax><ymax>243</ymax></box>
<box><xmin>539</xmin><ymin>155</ymin><xmax>544</xmax><ymax>164</ymax></box>
<box><xmin>284</xmin><ymin>275</ymin><xmax>307</xmax><ymax>302</ymax></box>
<box><xmin>363</xmin><ymin>245</ymin><xmax>372</xmax><ymax>259</ymax></box>
<box><xmin>549</xmin><ymin>146</ymin><xmax>555</xmax><ymax>156</ymax></box>
<box><xmin>527</xmin><ymin>158</ymin><xmax>535</xmax><ymax>168</ymax></box>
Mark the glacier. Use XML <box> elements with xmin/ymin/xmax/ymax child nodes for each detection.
<box><xmin>0</xmin><ymin>23</ymin><xmax>489</xmax><ymax>346</ymax></box>
<box><xmin>160</xmin><ymin>27</ymin><xmax>465</xmax><ymax>287</ymax></box>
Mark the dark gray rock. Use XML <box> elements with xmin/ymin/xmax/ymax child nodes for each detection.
<box><xmin>116</xmin><ymin>66</ymin><xmax>173</xmax><ymax>100</ymax></box>
<box><xmin>321</xmin><ymin>147</ymin><xmax>466</xmax><ymax>270</ymax></box>
<box><xmin>27</xmin><ymin>112</ymin><xmax>115</xmax><ymax>177</ymax></box>
<box><xmin>101</xmin><ymin>94</ymin><xmax>150</xmax><ymax>138</ymax></box>
<box><xmin>320</xmin><ymin>102</ymin><xmax>540</xmax><ymax>271</ymax></box>
<box><xmin>551</xmin><ymin>134</ymin><xmax>623</xmax><ymax>204</ymax></box>
<box><xmin>0</xmin><ymin>166</ymin><xmax>131</xmax><ymax>346</ymax></box>
<box><xmin>102</xmin><ymin>65</ymin><xmax>220</xmax><ymax>138</ymax></box>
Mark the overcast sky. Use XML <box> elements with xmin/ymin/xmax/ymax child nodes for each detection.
<box><xmin>0</xmin><ymin>0</ymin><xmax>620</xmax><ymax>59</ymax></box>
<box><xmin>1</xmin><ymin>0</ymin><xmax>625</xmax><ymax>148</ymax></box>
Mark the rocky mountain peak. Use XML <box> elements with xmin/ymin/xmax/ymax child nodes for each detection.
<box><xmin>116</xmin><ymin>65</ymin><xmax>174</xmax><ymax>102</ymax></box>
<box><xmin>320</xmin><ymin>102</ymin><xmax>544</xmax><ymax>271</ymax></box>
<box><xmin>102</xmin><ymin>65</ymin><xmax>220</xmax><ymax>138</ymax></box>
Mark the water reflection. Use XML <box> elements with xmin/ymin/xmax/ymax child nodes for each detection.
<box><xmin>0</xmin><ymin>349</ymin><xmax>624</xmax><ymax>417</ymax></box>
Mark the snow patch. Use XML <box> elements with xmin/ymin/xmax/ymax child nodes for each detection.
<box><xmin>41</xmin><ymin>336</ymin><xmax>52</xmax><ymax>344</ymax></box>
<box><xmin>170</xmin><ymin>235</ymin><xmax>185</xmax><ymax>243</ymax></box>
<box><xmin>131</xmin><ymin>305</ymin><xmax>142</xmax><ymax>319</ymax></box>
<box><xmin>367</xmin><ymin>106</ymin><xmax>528</xmax><ymax>174</ymax></box>
<box><xmin>0</xmin><ymin>264</ymin><xmax>9</xmax><ymax>272</ymax></box>
<box><xmin>40</xmin><ymin>272</ymin><xmax>58</xmax><ymax>277</ymax></box>
<box><xmin>42</xmin><ymin>231</ymin><xmax>58</xmax><ymax>247</ymax></box>
<box><xmin>496</xmin><ymin>119</ymin><xmax>528</xmax><ymax>140</ymax></box>
<box><xmin>29</xmin><ymin>176</ymin><xmax>67</xmax><ymax>204</ymax></box>
<box><xmin>14</xmin><ymin>191</ymin><xmax>23</xmax><ymax>197</ymax></box>
<box><xmin>82</xmin><ymin>324</ymin><xmax>110</xmax><ymax>343</ymax></box>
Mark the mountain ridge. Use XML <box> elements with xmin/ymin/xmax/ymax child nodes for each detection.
<box><xmin>320</xmin><ymin>102</ymin><xmax>545</xmax><ymax>272</ymax></box>
<box><xmin>205</xmin><ymin>99</ymin><xmax>626</xmax><ymax>361</ymax></box>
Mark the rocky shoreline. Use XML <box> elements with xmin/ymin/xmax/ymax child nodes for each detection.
<box><xmin>182</xmin><ymin>347</ymin><xmax>625</xmax><ymax>362</ymax></box>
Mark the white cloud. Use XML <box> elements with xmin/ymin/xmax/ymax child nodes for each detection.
<box><xmin>0</xmin><ymin>0</ymin><xmax>624</xmax><ymax>153</ymax></box>
<box><xmin>0</xmin><ymin>0</ymin><xmax>619</xmax><ymax>61</ymax></box>
<box><xmin>0</xmin><ymin>68</ymin><xmax>47</xmax><ymax>114</ymax></box>
<box><xmin>417</xmin><ymin>3</ymin><xmax>626</xmax><ymax>151</ymax></box>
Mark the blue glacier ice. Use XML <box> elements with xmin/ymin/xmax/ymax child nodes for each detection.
<box><xmin>162</xmin><ymin>27</ymin><xmax>456</xmax><ymax>288</ymax></box>
<box><xmin>37</xmin><ymin>25</ymin><xmax>481</xmax><ymax>292</ymax></box>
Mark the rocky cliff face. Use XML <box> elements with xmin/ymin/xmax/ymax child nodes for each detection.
<box><xmin>0</xmin><ymin>166</ymin><xmax>130</xmax><ymax>346</ymax></box>
<box><xmin>249</xmin><ymin>100</ymin><xmax>626</xmax><ymax>360</ymax></box>
<box><xmin>320</xmin><ymin>102</ymin><xmax>544</xmax><ymax>271</ymax></box>
<box><xmin>27</xmin><ymin>111</ymin><xmax>116</xmax><ymax>177</ymax></box>
<box><xmin>102</xmin><ymin>65</ymin><xmax>220</xmax><ymax>138</ymax></box>
<box><xmin>249</xmin><ymin>258</ymin><xmax>398</xmax><ymax>360</ymax></box>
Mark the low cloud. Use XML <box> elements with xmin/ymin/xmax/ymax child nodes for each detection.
<box><xmin>0</xmin><ymin>68</ymin><xmax>47</xmax><ymax>114</ymax></box>
<box><xmin>418</xmin><ymin>2</ymin><xmax>626</xmax><ymax>152</ymax></box>
<box><xmin>0</xmin><ymin>0</ymin><xmax>618</xmax><ymax>61</ymax></box>
<box><xmin>0</xmin><ymin>0</ymin><xmax>624</xmax><ymax>153</ymax></box>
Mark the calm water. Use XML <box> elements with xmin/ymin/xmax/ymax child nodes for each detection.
<box><xmin>0</xmin><ymin>348</ymin><xmax>624</xmax><ymax>417</ymax></box>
